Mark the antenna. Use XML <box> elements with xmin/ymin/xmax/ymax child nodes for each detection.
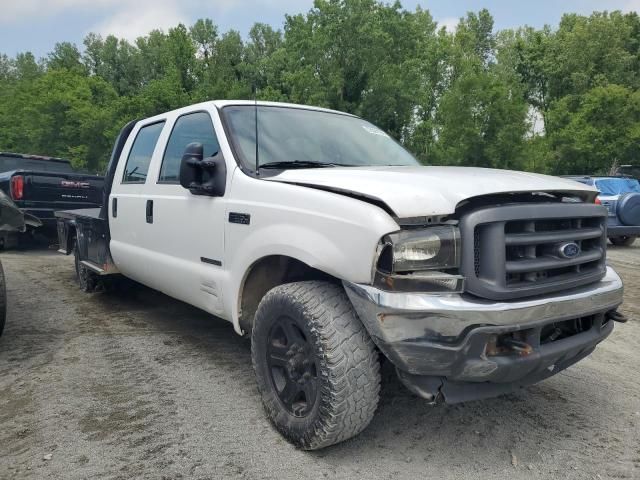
<box><xmin>254</xmin><ymin>85</ymin><xmax>260</xmax><ymax>176</ymax></box>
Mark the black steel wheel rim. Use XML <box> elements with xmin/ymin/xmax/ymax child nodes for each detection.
<box><xmin>266</xmin><ymin>316</ymin><xmax>318</xmax><ymax>418</ymax></box>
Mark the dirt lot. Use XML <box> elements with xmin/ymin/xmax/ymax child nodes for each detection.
<box><xmin>0</xmin><ymin>245</ymin><xmax>639</xmax><ymax>480</ymax></box>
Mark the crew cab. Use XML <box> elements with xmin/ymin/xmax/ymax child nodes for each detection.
<box><xmin>567</xmin><ymin>176</ymin><xmax>640</xmax><ymax>246</ymax></box>
<box><xmin>55</xmin><ymin>101</ymin><xmax>627</xmax><ymax>449</ymax></box>
<box><xmin>0</xmin><ymin>152</ymin><xmax>104</xmax><ymax>233</ymax></box>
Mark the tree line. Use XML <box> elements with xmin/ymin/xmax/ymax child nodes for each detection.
<box><xmin>1</xmin><ymin>0</ymin><xmax>639</xmax><ymax>175</ymax></box>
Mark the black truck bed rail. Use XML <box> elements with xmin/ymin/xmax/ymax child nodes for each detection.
<box><xmin>56</xmin><ymin>208</ymin><xmax>118</xmax><ymax>275</ymax></box>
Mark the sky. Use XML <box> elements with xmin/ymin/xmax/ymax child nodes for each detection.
<box><xmin>1</xmin><ymin>0</ymin><xmax>639</xmax><ymax>58</ymax></box>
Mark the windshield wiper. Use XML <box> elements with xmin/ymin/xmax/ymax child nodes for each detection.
<box><xmin>259</xmin><ymin>160</ymin><xmax>352</xmax><ymax>169</ymax></box>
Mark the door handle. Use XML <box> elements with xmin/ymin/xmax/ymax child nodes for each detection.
<box><xmin>146</xmin><ymin>199</ymin><xmax>153</xmax><ymax>224</ymax></box>
<box><xmin>112</xmin><ymin>197</ymin><xmax>117</xmax><ymax>218</ymax></box>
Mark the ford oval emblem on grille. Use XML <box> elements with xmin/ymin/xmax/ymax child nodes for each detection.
<box><xmin>557</xmin><ymin>242</ymin><xmax>581</xmax><ymax>259</ymax></box>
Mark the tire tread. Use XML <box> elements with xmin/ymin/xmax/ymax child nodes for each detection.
<box><xmin>251</xmin><ymin>281</ymin><xmax>380</xmax><ymax>450</ymax></box>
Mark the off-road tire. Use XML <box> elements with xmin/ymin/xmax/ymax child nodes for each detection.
<box><xmin>251</xmin><ymin>281</ymin><xmax>380</xmax><ymax>450</ymax></box>
<box><xmin>0</xmin><ymin>261</ymin><xmax>6</xmax><ymax>337</ymax></box>
<box><xmin>73</xmin><ymin>239</ymin><xmax>97</xmax><ymax>292</ymax></box>
<box><xmin>609</xmin><ymin>236</ymin><xmax>636</xmax><ymax>247</ymax></box>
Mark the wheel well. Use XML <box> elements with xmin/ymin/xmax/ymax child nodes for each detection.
<box><xmin>238</xmin><ymin>255</ymin><xmax>335</xmax><ymax>334</ymax></box>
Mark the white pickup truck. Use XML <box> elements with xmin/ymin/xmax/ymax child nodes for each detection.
<box><xmin>56</xmin><ymin>101</ymin><xmax>627</xmax><ymax>449</ymax></box>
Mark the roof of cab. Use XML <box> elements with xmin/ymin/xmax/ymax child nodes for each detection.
<box><xmin>212</xmin><ymin>100</ymin><xmax>356</xmax><ymax>117</ymax></box>
<box><xmin>137</xmin><ymin>100</ymin><xmax>357</xmax><ymax>124</ymax></box>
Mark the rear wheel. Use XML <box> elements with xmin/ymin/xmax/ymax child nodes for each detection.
<box><xmin>251</xmin><ymin>281</ymin><xmax>380</xmax><ymax>450</ymax></box>
<box><xmin>73</xmin><ymin>239</ymin><xmax>97</xmax><ymax>292</ymax></box>
<box><xmin>609</xmin><ymin>236</ymin><xmax>636</xmax><ymax>247</ymax></box>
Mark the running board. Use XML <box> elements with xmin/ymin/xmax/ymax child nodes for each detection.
<box><xmin>80</xmin><ymin>260</ymin><xmax>119</xmax><ymax>275</ymax></box>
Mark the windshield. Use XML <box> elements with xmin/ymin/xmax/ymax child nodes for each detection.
<box><xmin>594</xmin><ymin>178</ymin><xmax>640</xmax><ymax>195</ymax></box>
<box><xmin>221</xmin><ymin>105</ymin><xmax>420</xmax><ymax>170</ymax></box>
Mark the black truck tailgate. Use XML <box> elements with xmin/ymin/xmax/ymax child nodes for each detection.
<box><xmin>23</xmin><ymin>171</ymin><xmax>103</xmax><ymax>204</ymax></box>
<box><xmin>4</xmin><ymin>170</ymin><xmax>105</xmax><ymax>225</ymax></box>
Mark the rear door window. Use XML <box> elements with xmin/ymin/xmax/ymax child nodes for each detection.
<box><xmin>122</xmin><ymin>121</ymin><xmax>165</xmax><ymax>184</ymax></box>
<box><xmin>159</xmin><ymin>112</ymin><xmax>219</xmax><ymax>183</ymax></box>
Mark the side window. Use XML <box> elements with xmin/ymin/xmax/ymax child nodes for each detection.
<box><xmin>159</xmin><ymin>112</ymin><xmax>219</xmax><ymax>183</ymax></box>
<box><xmin>122</xmin><ymin>121</ymin><xmax>165</xmax><ymax>184</ymax></box>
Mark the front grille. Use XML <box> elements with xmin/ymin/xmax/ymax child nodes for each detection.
<box><xmin>461</xmin><ymin>203</ymin><xmax>608</xmax><ymax>300</ymax></box>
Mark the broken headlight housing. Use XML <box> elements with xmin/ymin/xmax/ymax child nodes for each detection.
<box><xmin>375</xmin><ymin>225</ymin><xmax>464</xmax><ymax>293</ymax></box>
<box><xmin>378</xmin><ymin>225</ymin><xmax>461</xmax><ymax>273</ymax></box>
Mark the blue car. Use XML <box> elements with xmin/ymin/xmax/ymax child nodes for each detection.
<box><xmin>567</xmin><ymin>176</ymin><xmax>640</xmax><ymax>246</ymax></box>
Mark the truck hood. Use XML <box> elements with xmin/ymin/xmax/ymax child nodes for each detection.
<box><xmin>267</xmin><ymin>166</ymin><xmax>597</xmax><ymax>218</ymax></box>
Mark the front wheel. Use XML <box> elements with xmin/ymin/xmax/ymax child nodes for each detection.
<box><xmin>251</xmin><ymin>281</ymin><xmax>380</xmax><ymax>450</ymax></box>
<box><xmin>609</xmin><ymin>236</ymin><xmax>637</xmax><ymax>247</ymax></box>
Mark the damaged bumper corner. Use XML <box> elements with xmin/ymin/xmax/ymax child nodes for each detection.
<box><xmin>343</xmin><ymin>266</ymin><xmax>625</xmax><ymax>403</ymax></box>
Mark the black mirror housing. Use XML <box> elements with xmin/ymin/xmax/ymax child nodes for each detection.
<box><xmin>179</xmin><ymin>142</ymin><xmax>203</xmax><ymax>189</ymax></box>
<box><xmin>179</xmin><ymin>142</ymin><xmax>226</xmax><ymax>197</ymax></box>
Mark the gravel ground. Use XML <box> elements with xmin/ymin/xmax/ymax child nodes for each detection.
<box><xmin>0</xmin><ymin>244</ymin><xmax>639</xmax><ymax>480</ymax></box>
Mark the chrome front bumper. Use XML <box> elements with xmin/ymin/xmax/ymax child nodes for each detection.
<box><xmin>344</xmin><ymin>267</ymin><xmax>624</xmax><ymax>401</ymax></box>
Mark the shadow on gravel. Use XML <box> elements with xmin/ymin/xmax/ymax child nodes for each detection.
<box><xmin>3</xmin><ymin>249</ymin><xmax>637</xmax><ymax>479</ymax></box>
<box><xmin>81</xmin><ymin>280</ymin><xmax>621</xmax><ymax>467</ymax></box>
<box><xmin>310</xmin><ymin>370</ymin><xmax>616</xmax><ymax>463</ymax></box>
<box><xmin>1</xmin><ymin>232</ymin><xmax>59</xmax><ymax>255</ymax></box>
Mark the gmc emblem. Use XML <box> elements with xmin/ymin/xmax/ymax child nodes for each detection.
<box><xmin>61</xmin><ymin>180</ymin><xmax>90</xmax><ymax>188</ymax></box>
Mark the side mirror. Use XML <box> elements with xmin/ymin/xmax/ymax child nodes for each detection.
<box><xmin>179</xmin><ymin>142</ymin><xmax>227</xmax><ymax>197</ymax></box>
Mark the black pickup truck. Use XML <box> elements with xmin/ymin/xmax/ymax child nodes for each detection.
<box><xmin>0</xmin><ymin>152</ymin><xmax>104</xmax><ymax>233</ymax></box>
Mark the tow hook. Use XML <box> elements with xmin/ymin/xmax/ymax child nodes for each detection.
<box><xmin>486</xmin><ymin>334</ymin><xmax>533</xmax><ymax>357</ymax></box>
<box><xmin>606</xmin><ymin>310</ymin><xmax>628</xmax><ymax>323</ymax></box>
<box><xmin>501</xmin><ymin>337</ymin><xmax>533</xmax><ymax>355</ymax></box>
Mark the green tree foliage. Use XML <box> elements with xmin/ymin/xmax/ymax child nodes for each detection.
<box><xmin>427</xmin><ymin>11</ymin><xmax>528</xmax><ymax>169</ymax></box>
<box><xmin>47</xmin><ymin>42</ymin><xmax>85</xmax><ymax>73</ymax></box>
<box><xmin>0</xmin><ymin>2</ymin><xmax>638</xmax><ymax>175</ymax></box>
<box><xmin>83</xmin><ymin>33</ymin><xmax>143</xmax><ymax>95</ymax></box>
<box><xmin>548</xmin><ymin>85</ymin><xmax>640</xmax><ymax>174</ymax></box>
<box><xmin>0</xmin><ymin>69</ymin><xmax>117</xmax><ymax>170</ymax></box>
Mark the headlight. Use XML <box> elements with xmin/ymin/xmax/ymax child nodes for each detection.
<box><xmin>378</xmin><ymin>225</ymin><xmax>461</xmax><ymax>273</ymax></box>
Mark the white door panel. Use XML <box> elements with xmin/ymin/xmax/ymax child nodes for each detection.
<box><xmin>110</xmin><ymin>238</ymin><xmax>224</xmax><ymax>313</ymax></box>
<box><xmin>109</xmin><ymin>107</ymin><xmax>230</xmax><ymax>318</ymax></box>
<box><xmin>109</xmin><ymin>118</ymin><xmax>168</xmax><ymax>286</ymax></box>
<box><xmin>144</xmin><ymin>189</ymin><xmax>226</xmax><ymax>315</ymax></box>
<box><xmin>109</xmin><ymin>105</ymin><xmax>232</xmax><ymax>320</ymax></box>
